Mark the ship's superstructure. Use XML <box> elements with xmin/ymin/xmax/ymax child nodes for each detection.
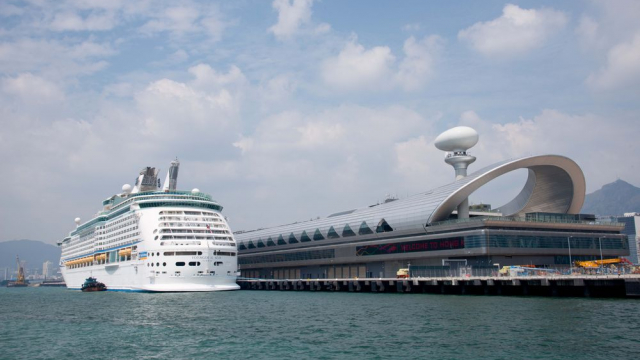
<box><xmin>58</xmin><ymin>160</ymin><xmax>239</xmax><ymax>292</ymax></box>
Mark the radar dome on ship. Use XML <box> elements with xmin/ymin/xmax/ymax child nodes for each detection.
<box><xmin>74</xmin><ymin>217</ymin><xmax>81</xmax><ymax>225</ymax></box>
<box><xmin>122</xmin><ymin>184</ymin><xmax>132</xmax><ymax>193</ymax></box>
<box><xmin>434</xmin><ymin>126</ymin><xmax>479</xmax><ymax>152</ymax></box>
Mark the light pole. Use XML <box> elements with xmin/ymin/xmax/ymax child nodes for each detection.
<box><xmin>599</xmin><ymin>236</ymin><xmax>604</xmax><ymax>265</ymax></box>
<box><xmin>567</xmin><ymin>236</ymin><xmax>573</xmax><ymax>275</ymax></box>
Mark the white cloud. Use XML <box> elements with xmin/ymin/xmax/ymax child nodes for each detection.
<box><xmin>188</xmin><ymin>64</ymin><xmax>247</xmax><ymax>92</ymax></box>
<box><xmin>321</xmin><ymin>37</ymin><xmax>395</xmax><ymax>91</ymax></box>
<box><xmin>268</xmin><ymin>0</ymin><xmax>314</xmax><ymax>40</ymax></box>
<box><xmin>396</xmin><ymin>35</ymin><xmax>443</xmax><ymax>91</ymax></box>
<box><xmin>458</xmin><ymin>4</ymin><xmax>567</xmax><ymax>58</ymax></box>
<box><xmin>1</xmin><ymin>73</ymin><xmax>65</xmax><ymax>104</ymax></box>
<box><xmin>233</xmin><ymin>136</ymin><xmax>254</xmax><ymax>154</ymax></box>
<box><xmin>394</xmin><ymin>135</ymin><xmax>440</xmax><ymax>189</ymax></box>
<box><xmin>322</xmin><ymin>35</ymin><xmax>441</xmax><ymax>92</ymax></box>
<box><xmin>139</xmin><ymin>3</ymin><xmax>226</xmax><ymax>41</ymax></box>
<box><xmin>403</xmin><ymin>23</ymin><xmax>421</xmax><ymax>32</ymax></box>
<box><xmin>103</xmin><ymin>82</ymin><xmax>134</xmax><ymax>98</ymax></box>
<box><xmin>235</xmin><ymin>105</ymin><xmax>426</xmax><ymax>180</ymax></box>
<box><xmin>575</xmin><ymin>15</ymin><xmax>601</xmax><ymax>49</ymax></box>
<box><xmin>258</xmin><ymin>74</ymin><xmax>298</xmax><ymax>106</ymax></box>
<box><xmin>0</xmin><ymin>4</ymin><xmax>25</xmax><ymax>17</ymax></box>
<box><xmin>0</xmin><ymin>39</ymin><xmax>115</xmax><ymax>79</ymax></box>
<box><xmin>50</xmin><ymin>10</ymin><xmax>118</xmax><ymax>31</ymax></box>
<box><xmin>586</xmin><ymin>32</ymin><xmax>640</xmax><ymax>90</ymax></box>
<box><xmin>136</xmin><ymin>70</ymin><xmax>243</xmax><ymax>141</ymax></box>
<box><xmin>314</xmin><ymin>23</ymin><xmax>331</xmax><ymax>35</ymax></box>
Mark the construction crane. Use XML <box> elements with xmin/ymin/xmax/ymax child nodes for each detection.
<box><xmin>6</xmin><ymin>256</ymin><xmax>27</xmax><ymax>287</ymax></box>
<box><xmin>574</xmin><ymin>258</ymin><xmax>633</xmax><ymax>268</ymax></box>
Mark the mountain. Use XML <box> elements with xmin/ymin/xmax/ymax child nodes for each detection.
<box><xmin>581</xmin><ymin>179</ymin><xmax>640</xmax><ymax>216</ymax></box>
<box><xmin>0</xmin><ymin>240</ymin><xmax>61</xmax><ymax>273</ymax></box>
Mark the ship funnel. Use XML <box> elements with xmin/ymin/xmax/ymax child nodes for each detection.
<box><xmin>136</xmin><ymin>167</ymin><xmax>160</xmax><ymax>193</ymax></box>
<box><xmin>162</xmin><ymin>158</ymin><xmax>180</xmax><ymax>191</ymax></box>
<box><xmin>434</xmin><ymin>126</ymin><xmax>479</xmax><ymax>219</ymax></box>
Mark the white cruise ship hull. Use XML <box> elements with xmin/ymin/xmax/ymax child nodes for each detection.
<box><xmin>62</xmin><ymin>261</ymin><xmax>239</xmax><ymax>292</ymax></box>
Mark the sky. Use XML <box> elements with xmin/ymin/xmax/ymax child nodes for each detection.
<box><xmin>1</xmin><ymin>0</ymin><xmax>639</xmax><ymax>244</ymax></box>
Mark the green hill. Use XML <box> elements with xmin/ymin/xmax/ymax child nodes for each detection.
<box><xmin>582</xmin><ymin>179</ymin><xmax>640</xmax><ymax>216</ymax></box>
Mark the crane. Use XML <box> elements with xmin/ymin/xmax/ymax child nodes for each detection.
<box><xmin>574</xmin><ymin>258</ymin><xmax>633</xmax><ymax>268</ymax></box>
<box><xmin>7</xmin><ymin>255</ymin><xmax>27</xmax><ymax>287</ymax></box>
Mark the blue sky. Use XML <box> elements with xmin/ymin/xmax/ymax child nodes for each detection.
<box><xmin>1</xmin><ymin>0</ymin><xmax>639</xmax><ymax>243</ymax></box>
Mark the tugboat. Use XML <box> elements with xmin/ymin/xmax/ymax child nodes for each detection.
<box><xmin>81</xmin><ymin>277</ymin><xmax>107</xmax><ymax>292</ymax></box>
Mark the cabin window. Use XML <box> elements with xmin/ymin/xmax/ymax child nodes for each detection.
<box><xmin>176</xmin><ymin>262</ymin><xmax>185</xmax><ymax>267</ymax></box>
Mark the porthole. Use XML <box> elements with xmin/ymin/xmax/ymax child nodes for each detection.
<box><xmin>151</xmin><ymin>263</ymin><xmax>154</xmax><ymax>267</ymax></box>
<box><xmin>156</xmin><ymin>252</ymin><xmax>160</xmax><ymax>256</ymax></box>
<box><xmin>156</xmin><ymin>262</ymin><xmax>159</xmax><ymax>267</ymax></box>
<box><xmin>176</xmin><ymin>262</ymin><xmax>185</xmax><ymax>267</ymax></box>
<box><xmin>163</xmin><ymin>262</ymin><xmax>166</xmax><ymax>266</ymax></box>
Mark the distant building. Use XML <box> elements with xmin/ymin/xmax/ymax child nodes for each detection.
<box><xmin>618</xmin><ymin>213</ymin><xmax>640</xmax><ymax>264</ymax></box>
<box><xmin>43</xmin><ymin>261</ymin><xmax>53</xmax><ymax>278</ymax></box>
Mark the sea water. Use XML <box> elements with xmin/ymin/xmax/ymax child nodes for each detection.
<box><xmin>0</xmin><ymin>287</ymin><xmax>639</xmax><ymax>359</ymax></box>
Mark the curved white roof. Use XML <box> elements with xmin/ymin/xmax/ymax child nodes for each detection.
<box><xmin>235</xmin><ymin>154</ymin><xmax>586</xmax><ymax>248</ymax></box>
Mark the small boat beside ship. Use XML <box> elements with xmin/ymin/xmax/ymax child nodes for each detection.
<box><xmin>81</xmin><ymin>277</ymin><xmax>107</xmax><ymax>292</ymax></box>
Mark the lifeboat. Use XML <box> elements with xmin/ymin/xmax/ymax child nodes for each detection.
<box><xmin>118</xmin><ymin>248</ymin><xmax>132</xmax><ymax>257</ymax></box>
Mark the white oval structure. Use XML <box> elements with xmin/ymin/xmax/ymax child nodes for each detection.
<box><xmin>122</xmin><ymin>184</ymin><xmax>132</xmax><ymax>193</ymax></box>
<box><xmin>434</xmin><ymin>126</ymin><xmax>479</xmax><ymax>152</ymax></box>
<box><xmin>192</xmin><ymin>188</ymin><xmax>200</xmax><ymax>193</ymax></box>
<box><xmin>74</xmin><ymin>217</ymin><xmax>81</xmax><ymax>225</ymax></box>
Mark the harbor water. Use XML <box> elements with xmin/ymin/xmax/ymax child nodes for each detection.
<box><xmin>1</xmin><ymin>287</ymin><xmax>639</xmax><ymax>359</ymax></box>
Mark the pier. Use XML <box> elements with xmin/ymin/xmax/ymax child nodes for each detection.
<box><xmin>238</xmin><ymin>275</ymin><xmax>640</xmax><ymax>298</ymax></box>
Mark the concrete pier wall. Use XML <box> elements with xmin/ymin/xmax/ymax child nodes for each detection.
<box><xmin>237</xmin><ymin>275</ymin><xmax>640</xmax><ymax>298</ymax></box>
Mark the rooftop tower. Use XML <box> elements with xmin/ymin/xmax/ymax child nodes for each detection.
<box><xmin>434</xmin><ymin>126</ymin><xmax>479</xmax><ymax>219</ymax></box>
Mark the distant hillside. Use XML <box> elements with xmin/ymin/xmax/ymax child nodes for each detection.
<box><xmin>582</xmin><ymin>179</ymin><xmax>640</xmax><ymax>216</ymax></box>
<box><xmin>0</xmin><ymin>240</ymin><xmax>60</xmax><ymax>272</ymax></box>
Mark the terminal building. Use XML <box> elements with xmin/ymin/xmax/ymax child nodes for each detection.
<box><xmin>235</xmin><ymin>127</ymin><xmax>629</xmax><ymax>279</ymax></box>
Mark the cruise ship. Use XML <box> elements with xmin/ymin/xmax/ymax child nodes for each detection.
<box><xmin>58</xmin><ymin>160</ymin><xmax>240</xmax><ymax>292</ymax></box>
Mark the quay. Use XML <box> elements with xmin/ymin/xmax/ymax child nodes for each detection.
<box><xmin>237</xmin><ymin>275</ymin><xmax>640</xmax><ymax>298</ymax></box>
